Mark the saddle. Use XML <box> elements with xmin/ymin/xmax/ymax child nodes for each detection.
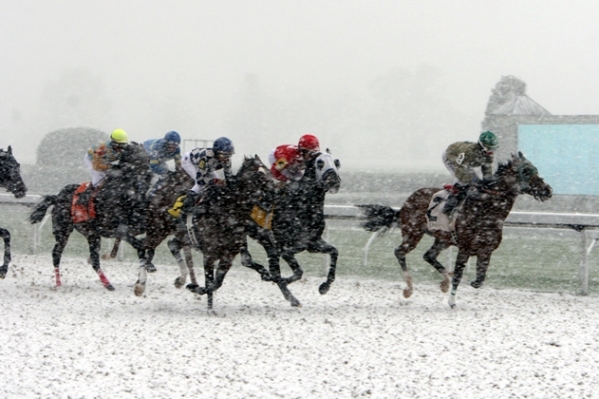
<box><xmin>426</xmin><ymin>185</ymin><xmax>459</xmax><ymax>232</ymax></box>
<box><xmin>71</xmin><ymin>182</ymin><xmax>99</xmax><ymax>223</ymax></box>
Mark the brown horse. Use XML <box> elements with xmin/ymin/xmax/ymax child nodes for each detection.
<box><xmin>359</xmin><ymin>152</ymin><xmax>553</xmax><ymax>308</ymax></box>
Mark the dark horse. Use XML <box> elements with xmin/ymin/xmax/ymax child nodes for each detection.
<box><xmin>29</xmin><ymin>143</ymin><xmax>152</xmax><ymax>290</ymax></box>
<box><xmin>165</xmin><ymin>155</ymin><xmax>276</xmax><ymax>311</ymax></box>
<box><xmin>132</xmin><ymin>169</ymin><xmax>196</xmax><ymax>296</ymax></box>
<box><xmin>359</xmin><ymin>152</ymin><xmax>552</xmax><ymax>308</ymax></box>
<box><xmin>241</xmin><ymin>151</ymin><xmax>341</xmax><ymax>307</ymax></box>
<box><xmin>0</xmin><ymin>146</ymin><xmax>27</xmax><ymax>278</ymax></box>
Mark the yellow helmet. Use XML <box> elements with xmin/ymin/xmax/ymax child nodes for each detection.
<box><xmin>110</xmin><ymin>128</ymin><xmax>128</xmax><ymax>143</ymax></box>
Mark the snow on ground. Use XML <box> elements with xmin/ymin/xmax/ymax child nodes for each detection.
<box><xmin>1</xmin><ymin>254</ymin><xmax>599</xmax><ymax>399</ymax></box>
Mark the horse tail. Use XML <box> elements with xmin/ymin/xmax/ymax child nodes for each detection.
<box><xmin>356</xmin><ymin>204</ymin><xmax>400</xmax><ymax>234</ymax></box>
<box><xmin>29</xmin><ymin>195</ymin><xmax>58</xmax><ymax>224</ymax></box>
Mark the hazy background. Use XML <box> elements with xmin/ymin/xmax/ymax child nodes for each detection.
<box><xmin>1</xmin><ymin>0</ymin><xmax>598</xmax><ymax>172</ymax></box>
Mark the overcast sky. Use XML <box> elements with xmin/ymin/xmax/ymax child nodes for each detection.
<box><xmin>1</xmin><ymin>1</ymin><xmax>598</xmax><ymax>170</ymax></box>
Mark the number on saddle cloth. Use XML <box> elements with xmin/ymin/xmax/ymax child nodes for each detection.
<box><xmin>71</xmin><ymin>182</ymin><xmax>98</xmax><ymax>223</ymax></box>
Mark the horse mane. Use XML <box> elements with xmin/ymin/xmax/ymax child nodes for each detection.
<box><xmin>495</xmin><ymin>158</ymin><xmax>514</xmax><ymax>177</ymax></box>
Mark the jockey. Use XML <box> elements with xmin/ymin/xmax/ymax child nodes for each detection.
<box><xmin>176</xmin><ymin>136</ymin><xmax>235</xmax><ymax>219</ymax></box>
<box><xmin>441</xmin><ymin>131</ymin><xmax>498</xmax><ymax>214</ymax></box>
<box><xmin>80</xmin><ymin>128</ymin><xmax>130</xmax><ymax>204</ymax></box>
<box><xmin>268</xmin><ymin>144</ymin><xmax>305</xmax><ymax>184</ymax></box>
<box><xmin>143</xmin><ymin>131</ymin><xmax>182</xmax><ymax>177</ymax></box>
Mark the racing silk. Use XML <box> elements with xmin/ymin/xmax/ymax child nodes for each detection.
<box><xmin>268</xmin><ymin>144</ymin><xmax>304</xmax><ymax>182</ymax></box>
<box><xmin>443</xmin><ymin>141</ymin><xmax>494</xmax><ymax>184</ymax></box>
<box><xmin>143</xmin><ymin>138</ymin><xmax>181</xmax><ymax>175</ymax></box>
<box><xmin>181</xmin><ymin>147</ymin><xmax>232</xmax><ymax>194</ymax></box>
<box><xmin>87</xmin><ymin>141</ymin><xmax>121</xmax><ymax>172</ymax></box>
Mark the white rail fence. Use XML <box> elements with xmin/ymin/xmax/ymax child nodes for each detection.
<box><xmin>2</xmin><ymin>195</ymin><xmax>599</xmax><ymax>294</ymax></box>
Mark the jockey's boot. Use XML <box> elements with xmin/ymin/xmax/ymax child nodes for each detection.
<box><xmin>442</xmin><ymin>183</ymin><xmax>469</xmax><ymax>215</ymax></box>
<box><xmin>77</xmin><ymin>184</ymin><xmax>94</xmax><ymax>206</ymax></box>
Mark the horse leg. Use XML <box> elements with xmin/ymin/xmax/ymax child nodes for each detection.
<box><xmin>101</xmin><ymin>237</ymin><xmax>120</xmax><ymax>260</ymax></box>
<box><xmin>240</xmin><ymin>242</ymin><xmax>272</xmax><ymax>282</ymax></box>
<box><xmin>204</xmin><ymin>257</ymin><xmax>215</xmax><ymax>311</ymax></box>
<box><xmin>470</xmin><ymin>254</ymin><xmax>492</xmax><ymax>289</ymax></box>
<box><xmin>134</xmin><ymin>240</ymin><xmax>152</xmax><ymax>296</ymax></box>
<box><xmin>448</xmin><ymin>251</ymin><xmax>469</xmax><ymax>308</ymax></box>
<box><xmin>422</xmin><ymin>238</ymin><xmax>452</xmax><ymax>293</ymax></box>
<box><xmin>253</xmin><ymin>233</ymin><xmax>300</xmax><ymax>307</ymax></box>
<box><xmin>167</xmin><ymin>237</ymin><xmax>192</xmax><ymax>288</ymax></box>
<box><xmin>144</xmin><ymin>246</ymin><xmax>157</xmax><ymax>273</ymax></box>
<box><xmin>52</xmin><ymin>223</ymin><xmax>74</xmax><ymax>288</ymax></box>
<box><xmin>307</xmin><ymin>238</ymin><xmax>338</xmax><ymax>295</ymax></box>
<box><xmin>205</xmin><ymin>258</ymin><xmax>233</xmax><ymax>296</ymax></box>
<box><xmin>281</xmin><ymin>249</ymin><xmax>304</xmax><ymax>285</ymax></box>
<box><xmin>258</xmin><ymin>241</ymin><xmax>302</xmax><ymax>307</ymax></box>
<box><xmin>0</xmin><ymin>228</ymin><xmax>10</xmax><ymax>279</ymax></box>
<box><xmin>184</xmin><ymin>246</ymin><xmax>197</xmax><ymax>285</ymax></box>
<box><xmin>394</xmin><ymin>233</ymin><xmax>423</xmax><ymax>298</ymax></box>
<box><xmin>87</xmin><ymin>234</ymin><xmax>114</xmax><ymax>291</ymax></box>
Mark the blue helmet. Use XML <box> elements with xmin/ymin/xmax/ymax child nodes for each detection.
<box><xmin>213</xmin><ymin>137</ymin><xmax>235</xmax><ymax>155</ymax></box>
<box><xmin>164</xmin><ymin>131</ymin><xmax>181</xmax><ymax>144</ymax></box>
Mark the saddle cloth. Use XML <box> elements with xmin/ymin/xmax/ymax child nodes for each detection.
<box><xmin>250</xmin><ymin>204</ymin><xmax>274</xmax><ymax>229</ymax></box>
<box><xmin>71</xmin><ymin>182</ymin><xmax>97</xmax><ymax>223</ymax></box>
<box><xmin>426</xmin><ymin>186</ymin><xmax>457</xmax><ymax>232</ymax></box>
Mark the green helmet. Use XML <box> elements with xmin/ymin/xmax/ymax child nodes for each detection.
<box><xmin>110</xmin><ymin>128</ymin><xmax>128</xmax><ymax>144</ymax></box>
<box><xmin>478</xmin><ymin>131</ymin><xmax>498</xmax><ymax>151</ymax></box>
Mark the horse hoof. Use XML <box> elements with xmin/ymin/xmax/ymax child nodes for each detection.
<box><xmin>186</xmin><ymin>283</ymin><xmax>205</xmax><ymax>295</ymax></box>
<box><xmin>470</xmin><ymin>280</ymin><xmax>483</xmax><ymax>289</ymax></box>
<box><xmin>440</xmin><ymin>280</ymin><xmax>450</xmax><ymax>293</ymax></box>
<box><xmin>318</xmin><ymin>282</ymin><xmax>330</xmax><ymax>295</ymax></box>
<box><xmin>105</xmin><ymin>284</ymin><xmax>115</xmax><ymax>291</ymax></box>
<box><xmin>290</xmin><ymin>299</ymin><xmax>301</xmax><ymax>307</ymax></box>
<box><xmin>145</xmin><ymin>264</ymin><xmax>157</xmax><ymax>273</ymax></box>
<box><xmin>174</xmin><ymin>277</ymin><xmax>185</xmax><ymax>289</ymax></box>
<box><xmin>260</xmin><ymin>273</ymin><xmax>273</xmax><ymax>282</ymax></box>
<box><xmin>0</xmin><ymin>265</ymin><xmax>7</xmax><ymax>279</ymax></box>
<box><xmin>134</xmin><ymin>284</ymin><xmax>145</xmax><ymax>296</ymax></box>
<box><xmin>403</xmin><ymin>288</ymin><xmax>413</xmax><ymax>298</ymax></box>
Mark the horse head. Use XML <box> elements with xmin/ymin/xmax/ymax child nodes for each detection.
<box><xmin>236</xmin><ymin>155</ymin><xmax>276</xmax><ymax>209</ymax></box>
<box><xmin>0</xmin><ymin>146</ymin><xmax>27</xmax><ymax>199</ymax></box>
<box><xmin>313</xmin><ymin>152</ymin><xmax>341</xmax><ymax>194</ymax></box>
<box><xmin>494</xmin><ymin>152</ymin><xmax>552</xmax><ymax>202</ymax></box>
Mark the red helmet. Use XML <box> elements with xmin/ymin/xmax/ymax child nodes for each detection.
<box><xmin>298</xmin><ymin>134</ymin><xmax>320</xmax><ymax>152</ymax></box>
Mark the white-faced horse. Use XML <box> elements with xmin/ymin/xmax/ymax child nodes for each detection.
<box><xmin>241</xmin><ymin>151</ymin><xmax>341</xmax><ymax>307</ymax></box>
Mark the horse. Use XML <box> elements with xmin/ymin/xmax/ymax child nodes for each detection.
<box><xmin>0</xmin><ymin>146</ymin><xmax>27</xmax><ymax>278</ymax></box>
<box><xmin>29</xmin><ymin>143</ymin><xmax>152</xmax><ymax>290</ymax></box>
<box><xmin>241</xmin><ymin>151</ymin><xmax>341</xmax><ymax>307</ymax></box>
<box><xmin>164</xmin><ymin>155</ymin><xmax>276</xmax><ymax>311</ymax></box>
<box><xmin>358</xmin><ymin>152</ymin><xmax>552</xmax><ymax>308</ymax></box>
<box><xmin>131</xmin><ymin>169</ymin><xmax>196</xmax><ymax>296</ymax></box>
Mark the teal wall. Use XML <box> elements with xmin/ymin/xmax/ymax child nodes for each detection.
<box><xmin>519</xmin><ymin>124</ymin><xmax>599</xmax><ymax>195</ymax></box>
